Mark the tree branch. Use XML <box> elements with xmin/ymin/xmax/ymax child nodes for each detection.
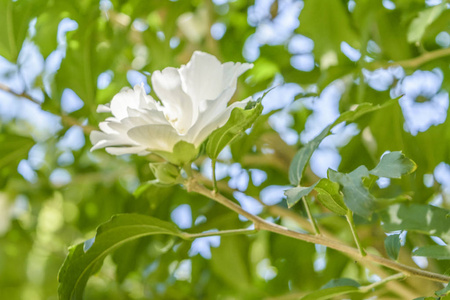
<box><xmin>188</xmin><ymin>180</ymin><xmax>450</xmax><ymax>284</ymax></box>
<box><xmin>367</xmin><ymin>47</ymin><xmax>450</xmax><ymax>70</ymax></box>
<box><xmin>0</xmin><ymin>83</ymin><xmax>95</xmax><ymax>134</ymax></box>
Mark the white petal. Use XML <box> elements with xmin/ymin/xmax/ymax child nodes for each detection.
<box><xmin>185</xmin><ymin>86</ymin><xmax>247</xmax><ymax>141</ymax></box>
<box><xmin>105</xmin><ymin>146</ymin><xmax>148</xmax><ymax>155</ymax></box>
<box><xmin>222</xmin><ymin>62</ymin><xmax>253</xmax><ymax>89</ymax></box>
<box><xmin>90</xmin><ymin>130</ymin><xmax>135</xmax><ymax>151</ymax></box>
<box><xmin>179</xmin><ymin>51</ymin><xmax>224</xmax><ymax>104</ymax></box>
<box><xmin>151</xmin><ymin>67</ymin><xmax>194</xmax><ymax>134</ymax></box>
<box><xmin>96</xmin><ymin>104</ymin><xmax>111</xmax><ymax>113</ymax></box>
<box><xmin>190</xmin><ymin>97</ymin><xmax>252</xmax><ymax>146</ymax></box>
<box><xmin>127</xmin><ymin>124</ymin><xmax>181</xmax><ymax>152</ymax></box>
<box><xmin>109</xmin><ymin>88</ymin><xmax>137</xmax><ymax>120</ymax></box>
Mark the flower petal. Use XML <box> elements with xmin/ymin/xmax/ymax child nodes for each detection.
<box><xmin>110</xmin><ymin>84</ymin><xmax>156</xmax><ymax>120</ymax></box>
<box><xmin>179</xmin><ymin>51</ymin><xmax>225</xmax><ymax>104</ymax></box>
<box><xmin>90</xmin><ymin>130</ymin><xmax>136</xmax><ymax>151</ymax></box>
<box><xmin>96</xmin><ymin>104</ymin><xmax>111</xmax><ymax>113</ymax></box>
<box><xmin>105</xmin><ymin>146</ymin><xmax>148</xmax><ymax>155</ymax></box>
<box><xmin>151</xmin><ymin>67</ymin><xmax>194</xmax><ymax>134</ymax></box>
<box><xmin>127</xmin><ymin>124</ymin><xmax>181</xmax><ymax>152</ymax></box>
<box><xmin>189</xmin><ymin>96</ymin><xmax>253</xmax><ymax>146</ymax></box>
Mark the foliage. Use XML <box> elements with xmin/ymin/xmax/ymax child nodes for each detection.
<box><xmin>1</xmin><ymin>0</ymin><xmax>450</xmax><ymax>299</ymax></box>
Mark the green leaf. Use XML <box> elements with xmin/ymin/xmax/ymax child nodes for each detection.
<box><xmin>334</xmin><ymin>100</ymin><xmax>397</xmax><ymax>125</ymax></box>
<box><xmin>370</xmin><ymin>151</ymin><xmax>417</xmax><ymax>179</ymax></box>
<box><xmin>284</xmin><ymin>184</ymin><xmax>316</xmax><ymax>208</ymax></box>
<box><xmin>206</xmin><ymin>103</ymin><xmax>263</xmax><ymax>160</ymax></box>
<box><xmin>149</xmin><ymin>162</ymin><xmax>181</xmax><ymax>185</ymax></box>
<box><xmin>33</xmin><ymin>10</ymin><xmax>63</xmax><ymax>58</ymax></box>
<box><xmin>58</xmin><ymin>214</ymin><xmax>183</xmax><ymax>300</ymax></box>
<box><xmin>380</xmin><ymin>204</ymin><xmax>450</xmax><ymax>244</ymax></box>
<box><xmin>407</xmin><ymin>4</ymin><xmax>446</xmax><ymax>44</ymax></box>
<box><xmin>153</xmin><ymin>140</ymin><xmax>198</xmax><ymax>165</ymax></box>
<box><xmin>328</xmin><ymin>166</ymin><xmax>376</xmax><ymax>218</ymax></box>
<box><xmin>0</xmin><ymin>0</ymin><xmax>44</xmax><ymax>61</ymax></box>
<box><xmin>314</xmin><ymin>178</ymin><xmax>348</xmax><ymax>216</ymax></box>
<box><xmin>289</xmin><ymin>100</ymin><xmax>396</xmax><ymax>186</ymax></box>
<box><xmin>385</xmin><ymin>234</ymin><xmax>401</xmax><ymax>260</ymax></box>
<box><xmin>289</xmin><ymin>124</ymin><xmax>331</xmax><ymax>185</ymax></box>
<box><xmin>322</xmin><ymin>278</ymin><xmax>361</xmax><ymax>289</ymax></box>
<box><xmin>0</xmin><ymin>133</ymin><xmax>34</xmax><ymax>169</ymax></box>
<box><xmin>413</xmin><ymin>245</ymin><xmax>450</xmax><ymax>260</ymax></box>
<box><xmin>436</xmin><ymin>283</ymin><xmax>450</xmax><ymax>297</ymax></box>
<box><xmin>298</xmin><ymin>0</ymin><xmax>358</xmax><ymax>68</ymax></box>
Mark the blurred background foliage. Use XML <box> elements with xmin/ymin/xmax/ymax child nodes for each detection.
<box><xmin>1</xmin><ymin>0</ymin><xmax>450</xmax><ymax>299</ymax></box>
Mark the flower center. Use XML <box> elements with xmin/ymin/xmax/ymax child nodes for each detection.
<box><xmin>165</xmin><ymin>113</ymin><xmax>187</xmax><ymax>135</ymax></box>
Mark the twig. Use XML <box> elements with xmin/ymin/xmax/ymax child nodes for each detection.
<box><xmin>301</xmin><ymin>196</ymin><xmax>320</xmax><ymax>235</ymax></box>
<box><xmin>346</xmin><ymin>211</ymin><xmax>366</xmax><ymax>256</ymax></box>
<box><xmin>0</xmin><ymin>83</ymin><xmax>95</xmax><ymax>134</ymax></box>
<box><xmin>188</xmin><ymin>180</ymin><xmax>450</xmax><ymax>284</ymax></box>
<box><xmin>367</xmin><ymin>47</ymin><xmax>450</xmax><ymax>70</ymax></box>
<box><xmin>183</xmin><ymin>228</ymin><xmax>257</xmax><ymax>240</ymax></box>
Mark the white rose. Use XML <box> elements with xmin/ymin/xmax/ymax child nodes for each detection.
<box><xmin>90</xmin><ymin>51</ymin><xmax>253</xmax><ymax>159</ymax></box>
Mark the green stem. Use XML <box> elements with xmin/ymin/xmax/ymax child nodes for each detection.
<box><xmin>359</xmin><ymin>273</ymin><xmax>406</xmax><ymax>293</ymax></box>
<box><xmin>367</xmin><ymin>47</ymin><xmax>450</xmax><ymax>70</ymax></box>
<box><xmin>187</xmin><ymin>182</ymin><xmax>450</xmax><ymax>283</ymax></box>
<box><xmin>346</xmin><ymin>211</ymin><xmax>366</xmax><ymax>256</ymax></box>
<box><xmin>184</xmin><ymin>228</ymin><xmax>258</xmax><ymax>240</ymax></box>
<box><xmin>301</xmin><ymin>197</ymin><xmax>320</xmax><ymax>235</ymax></box>
<box><xmin>211</xmin><ymin>159</ymin><xmax>218</xmax><ymax>193</ymax></box>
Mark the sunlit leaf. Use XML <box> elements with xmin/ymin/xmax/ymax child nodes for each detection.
<box><xmin>370</xmin><ymin>151</ymin><xmax>417</xmax><ymax>179</ymax></box>
<box><xmin>58</xmin><ymin>214</ymin><xmax>183</xmax><ymax>300</ymax></box>
<box><xmin>206</xmin><ymin>103</ymin><xmax>263</xmax><ymax>160</ymax></box>
<box><xmin>314</xmin><ymin>178</ymin><xmax>347</xmax><ymax>216</ymax></box>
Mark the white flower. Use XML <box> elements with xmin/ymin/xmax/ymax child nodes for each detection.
<box><xmin>90</xmin><ymin>51</ymin><xmax>253</xmax><ymax>156</ymax></box>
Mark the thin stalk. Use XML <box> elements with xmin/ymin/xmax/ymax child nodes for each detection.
<box><xmin>188</xmin><ymin>181</ymin><xmax>450</xmax><ymax>284</ymax></box>
<box><xmin>301</xmin><ymin>197</ymin><xmax>320</xmax><ymax>235</ymax></box>
<box><xmin>211</xmin><ymin>159</ymin><xmax>218</xmax><ymax>193</ymax></box>
<box><xmin>184</xmin><ymin>228</ymin><xmax>258</xmax><ymax>240</ymax></box>
<box><xmin>359</xmin><ymin>273</ymin><xmax>406</xmax><ymax>293</ymax></box>
<box><xmin>0</xmin><ymin>83</ymin><xmax>95</xmax><ymax>133</ymax></box>
<box><xmin>346</xmin><ymin>211</ymin><xmax>366</xmax><ymax>256</ymax></box>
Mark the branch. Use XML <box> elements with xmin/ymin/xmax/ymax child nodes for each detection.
<box><xmin>367</xmin><ymin>47</ymin><xmax>450</xmax><ymax>70</ymax></box>
<box><xmin>188</xmin><ymin>180</ymin><xmax>450</xmax><ymax>284</ymax></box>
<box><xmin>0</xmin><ymin>83</ymin><xmax>95</xmax><ymax>134</ymax></box>
<box><xmin>183</xmin><ymin>228</ymin><xmax>258</xmax><ymax>240</ymax></box>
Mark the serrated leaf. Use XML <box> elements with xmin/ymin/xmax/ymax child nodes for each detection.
<box><xmin>413</xmin><ymin>245</ymin><xmax>450</xmax><ymax>260</ymax></box>
<box><xmin>314</xmin><ymin>178</ymin><xmax>348</xmax><ymax>216</ymax></box>
<box><xmin>328</xmin><ymin>166</ymin><xmax>375</xmax><ymax>218</ymax></box>
<box><xmin>206</xmin><ymin>103</ymin><xmax>263</xmax><ymax>160</ymax></box>
<box><xmin>385</xmin><ymin>234</ymin><xmax>401</xmax><ymax>260</ymax></box>
<box><xmin>289</xmin><ymin>100</ymin><xmax>396</xmax><ymax>186</ymax></box>
<box><xmin>370</xmin><ymin>151</ymin><xmax>417</xmax><ymax>179</ymax></box>
<box><xmin>58</xmin><ymin>214</ymin><xmax>183</xmax><ymax>300</ymax></box>
<box><xmin>380</xmin><ymin>204</ymin><xmax>450</xmax><ymax>244</ymax></box>
<box><xmin>285</xmin><ymin>184</ymin><xmax>316</xmax><ymax>208</ymax></box>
